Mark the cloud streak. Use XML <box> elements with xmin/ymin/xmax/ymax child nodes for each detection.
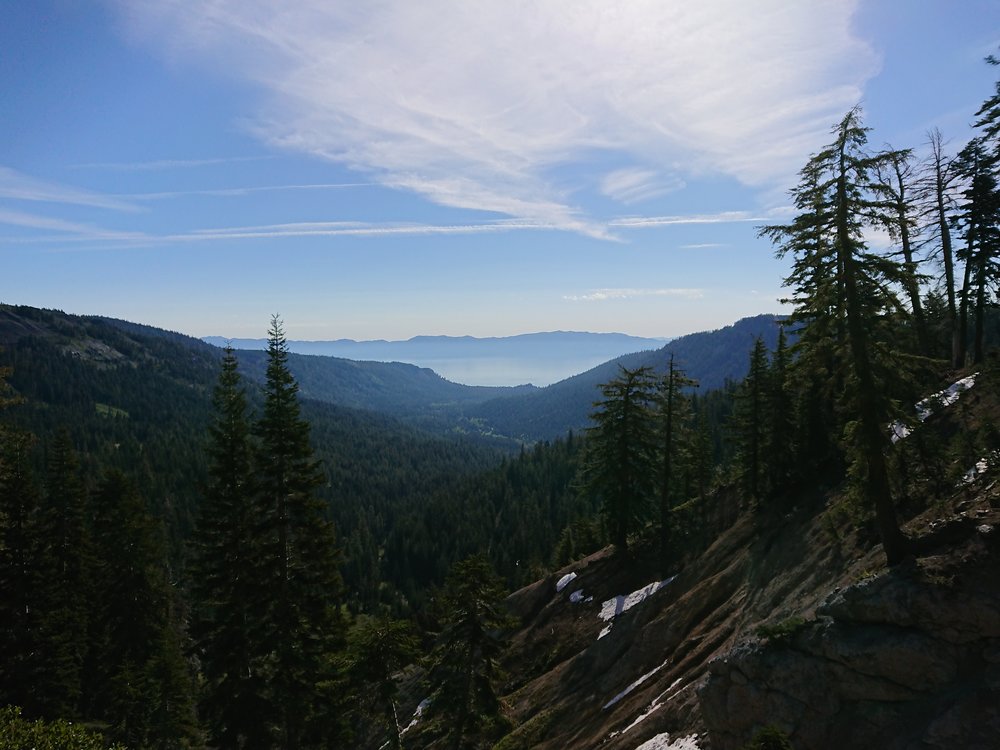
<box><xmin>610</xmin><ymin>211</ymin><xmax>764</xmax><ymax>229</ymax></box>
<box><xmin>72</xmin><ymin>155</ymin><xmax>274</xmax><ymax>171</ymax></box>
<box><xmin>117</xmin><ymin>0</ymin><xmax>878</xmax><ymax>233</ymax></box>
<box><xmin>0</xmin><ymin>166</ymin><xmax>137</xmax><ymax>211</ymax></box>
<box><xmin>0</xmin><ymin>207</ymin><xmax>147</xmax><ymax>241</ymax></box>
<box><xmin>564</xmin><ymin>288</ymin><xmax>704</xmax><ymax>302</ymax></box>
<box><xmin>119</xmin><ymin>182</ymin><xmax>376</xmax><ymax>201</ymax></box>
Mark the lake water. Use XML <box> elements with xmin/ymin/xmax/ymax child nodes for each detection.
<box><xmin>406</xmin><ymin>355</ymin><xmax>617</xmax><ymax>387</ymax></box>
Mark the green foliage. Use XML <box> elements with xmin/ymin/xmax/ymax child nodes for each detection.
<box><xmin>252</xmin><ymin>316</ymin><xmax>349</xmax><ymax>747</ymax></box>
<box><xmin>655</xmin><ymin>355</ymin><xmax>697</xmax><ymax>557</ymax></box>
<box><xmin>31</xmin><ymin>430</ymin><xmax>91</xmax><ymax>718</ymax></box>
<box><xmin>426</xmin><ymin>554</ymin><xmax>515</xmax><ymax>750</ymax></box>
<box><xmin>744</xmin><ymin>724</ymin><xmax>794</xmax><ymax>750</ymax></box>
<box><xmin>732</xmin><ymin>337</ymin><xmax>771</xmax><ymax>502</ymax></box>
<box><xmin>189</xmin><ymin>346</ymin><xmax>269</xmax><ymax>748</ymax></box>
<box><xmin>580</xmin><ymin>366</ymin><xmax>659</xmax><ymax>551</ymax></box>
<box><xmin>0</xmin><ymin>705</ymin><xmax>126</xmax><ymax>750</ymax></box>
<box><xmin>85</xmin><ymin>470</ymin><xmax>201</xmax><ymax>748</ymax></box>
<box><xmin>490</xmin><ymin>708</ymin><xmax>557</xmax><ymax>750</ymax></box>
<box><xmin>755</xmin><ymin>617</ymin><xmax>807</xmax><ymax>641</ymax></box>
<box><xmin>339</xmin><ymin>615</ymin><xmax>420</xmax><ymax>749</ymax></box>
<box><xmin>760</xmin><ymin>108</ymin><xmax>913</xmax><ymax>564</ymax></box>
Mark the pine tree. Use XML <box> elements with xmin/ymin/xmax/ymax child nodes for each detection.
<box><xmin>425</xmin><ymin>554</ymin><xmax>513</xmax><ymax>750</ymax></box>
<box><xmin>732</xmin><ymin>337</ymin><xmax>770</xmax><ymax>503</ymax></box>
<box><xmin>953</xmin><ymin>138</ymin><xmax>1000</xmax><ymax>365</ymax></box>
<box><xmin>580</xmin><ymin>366</ymin><xmax>658</xmax><ymax>552</ymax></box>
<box><xmin>760</xmin><ymin>108</ymin><xmax>912</xmax><ymax>564</ymax></box>
<box><xmin>921</xmin><ymin>128</ymin><xmax>963</xmax><ymax>365</ymax></box>
<box><xmin>0</xmin><ymin>425</ymin><xmax>41</xmax><ymax>714</ymax></box>
<box><xmin>340</xmin><ymin>615</ymin><xmax>419</xmax><ymax>749</ymax></box>
<box><xmin>190</xmin><ymin>346</ymin><xmax>271</xmax><ymax>748</ymax></box>
<box><xmin>656</xmin><ymin>355</ymin><xmax>696</xmax><ymax>556</ymax></box>
<box><xmin>85</xmin><ymin>470</ymin><xmax>201</xmax><ymax>748</ymax></box>
<box><xmin>30</xmin><ymin>429</ymin><xmax>91</xmax><ymax>718</ymax></box>
<box><xmin>877</xmin><ymin>147</ymin><xmax>930</xmax><ymax>354</ymax></box>
<box><xmin>253</xmin><ymin>316</ymin><xmax>347</xmax><ymax>749</ymax></box>
<box><xmin>767</xmin><ymin>326</ymin><xmax>795</xmax><ymax>495</ymax></box>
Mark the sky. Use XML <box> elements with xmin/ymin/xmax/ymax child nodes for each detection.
<box><xmin>2</xmin><ymin>0</ymin><xmax>999</xmax><ymax>341</ymax></box>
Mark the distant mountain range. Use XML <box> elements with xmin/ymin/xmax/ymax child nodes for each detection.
<box><xmin>202</xmin><ymin>331</ymin><xmax>668</xmax><ymax>387</ymax></box>
<box><xmin>2</xmin><ymin>304</ymin><xmax>783</xmax><ymax>446</ymax></box>
<box><xmin>206</xmin><ymin>313</ymin><xmax>784</xmax><ymax>442</ymax></box>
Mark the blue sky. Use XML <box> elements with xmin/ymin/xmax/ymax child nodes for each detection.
<box><xmin>2</xmin><ymin>1</ymin><xmax>999</xmax><ymax>340</ymax></box>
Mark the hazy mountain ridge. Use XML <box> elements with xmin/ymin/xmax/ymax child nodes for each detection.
<box><xmin>203</xmin><ymin>330</ymin><xmax>669</xmax><ymax>387</ymax></box>
<box><xmin>203</xmin><ymin>330</ymin><xmax>667</xmax><ymax>358</ymax></box>
<box><xmin>468</xmin><ymin>314</ymin><xmax>785</xmax><ymax>441</ymax></box>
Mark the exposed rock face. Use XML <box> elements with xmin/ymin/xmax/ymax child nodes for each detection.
<box><xmin>700</xmin><ymin>526</ymin><xmax>1000</xmax><ymax>750</ymax></box>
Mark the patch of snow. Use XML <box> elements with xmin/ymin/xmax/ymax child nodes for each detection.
<box><xmin>611</xmin><ymin>678</ymin><xmax>688</xmax><ymax>738</ymax></box>
<box><xmin>603</xmin><ymin>660</ymin><xmax>668</xmax><ymax>710</ymax></box>
<box><xmin>634</xmin><ymin>732</ymin><xmax>700</xmax><ymax>750</ymax></box>
<box><xmin>597</xmin><ymin>576</ymin><xmax>677</xmax><ymax>639</ymax></box>
<box><xmin>570</xmin><ymin>589</ymin><xmax>587</xmax><ymax>603</ymax></box>
<box><xmin>960</xmin><ymin>454</ymin><xmax>992</xmax><ymax>485</ymax></box>
<box><xmin>891</xmin><ymin>373</ymin><xmax>978</xmax><ymax>444</ymax></box>
<box><xmin>556</xmin><ymin>571</ymin><xmax>578</xmax><ymax>592</ymax></box>
<box><xmin>400</xmin><ymin>697</ymin><xmax>430</xmax><ymax>736</ymax></box>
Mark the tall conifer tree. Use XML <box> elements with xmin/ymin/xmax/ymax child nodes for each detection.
<box><xmin>31</xmin><ymin>430</ymin><xmax>91</xmax><ymax>718</ymax></box>
<box><xmin>426</xmin><ymin>554</ymin><xmax>512</xmax><ymax>750</ymax></box>
<box><xmin>254</xmin><ymin>316</ymin><xmax>347</xmax><ymax>749</ymax></box>
<box><xmin>190</xmin><ymin>346</ymin><xmax>270</xmax><ymax>748</ymax></box>
<box><xmin>733</xmin><ymin>338</ymin><xmax>770</xmax><ymax>503</ymax></box>
<box><xmin>581</xmin><ymin>366</ymin><xmax>658</xmax><ymax>552</ymax></box>
<box><xmin>656</xmin><ymin>355</ymin><xmax>695</xmax><ymax>555</ymax></box>
<box><xmin>85</xmin><ymin>470</ymin><xmax>201</xmax><ymax>748</ymax></box>
<box><xmin>760</xmin><ymin>108</ymin><xmax>912</xmax><ymax>564</ymax></box>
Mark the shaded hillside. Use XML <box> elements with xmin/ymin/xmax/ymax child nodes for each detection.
<box><xmin>412</xmin><ymin>362</ymin><xmax>999</xmax><ymax>750</ymax></box>
<box><xmin>231</xmin><ymin>347</ymin><xmax>536</xmax><ymax>423</ymax></box>
<box><xmin>469</xmin><ymin>314</ymin><xmax>784</xmax><ymax>441</ymax></box>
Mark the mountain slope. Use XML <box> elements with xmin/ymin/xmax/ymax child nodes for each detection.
<box><xmin>433</xmin><ymin>364</ymin><xmax>1000</xmax><ymax>750</ymax></box>
<box><xmin>468</xmin><ymin>314</ymin><xmax>784</xmax><ymax>441</ymax></box>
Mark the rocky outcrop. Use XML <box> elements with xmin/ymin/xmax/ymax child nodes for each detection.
<box><xmin>700</xmin><ymin>523</ymin><xmax>1000</xmax><ymax>750</ymax></box>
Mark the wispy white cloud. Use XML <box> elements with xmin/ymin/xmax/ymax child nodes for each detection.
<box><xmin>600</xmin><ymin>168</ymin><xmax>684</xmax><ymax>204</ymax></box>
<box><xmin>72</xmin><ymin>155</ymin><xmax>273</xmax><ymax>171</ymax></box>
<box><xmin>166</xmin><ymin>218</ymin><xmax>560</xmax><ymax>241</ymax></box>
<box><xmin>0</xmin><ymin>207</ymin><xmax>147</xmax><ymax>241</ymax></box>
<box><xmin>679</xmin><ymin>242</ymin><xmax>728</xmax><ymax>249</ymax></box>
<box><xmin>564</xmin><ymin>288</ymin><xmax>704</xmax><ymax>302</ymax></box>
<box><xmin>610</xmin><ymin>211</ymin><xmax>763</xmax><ymax>229</ymax></box>
<box><xmin>0</xmin><ymin>166</ymin><xmax>137</xmax><ymax>211</ymax></box>
<box><xmin>116</xmin><ymin>0</ymin><xmax>877</xmax><ymax>233</ymax></box>
<box><xmin>120</xmin><ymin>182</ymin><xmax>375</xmax><ymax>200</ymax></box>
<box><xmin>1</xmin><ymin>214</ymin><xmax>562</xmax><ymax>245</ymax></box>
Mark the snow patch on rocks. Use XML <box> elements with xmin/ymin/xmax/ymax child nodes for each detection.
<box><xmin>597</xmin><ymin>576</ymin><xmax>677</xmax><ymax>640</ymax></box>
